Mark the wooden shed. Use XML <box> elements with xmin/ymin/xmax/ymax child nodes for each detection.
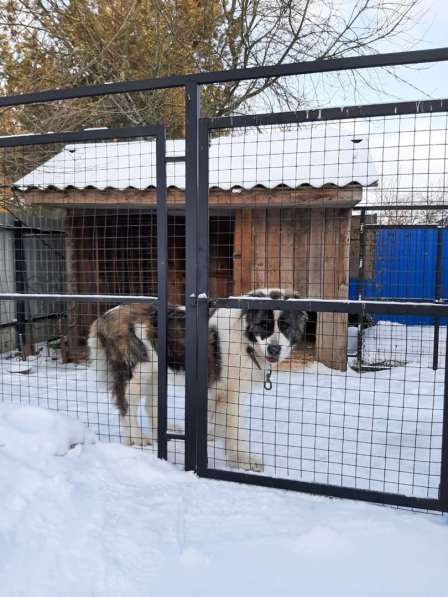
<box><xmin>14</xmin><ymin>127</ymin><xmax>377</xmax><ymax>369</ymax></box>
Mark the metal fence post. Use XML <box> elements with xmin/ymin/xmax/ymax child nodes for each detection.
<box><xmin>356</xmin><ymin>208</ymin><xmax>366</xmax><ymax>364</ymax></box>
<box><xmin>196</xmin><ymin>117</ymin><xmax>210</xmax><ymax>473</ymax></box>
<box><xmin>184</xmin><ymin>81</ymin><xmax>200</xmax><ymax>471</ymax></box>
<box><xmin>432</xmin><ymin>227</ymin><xmax>443</xmax><ymax>371</ymax></box>
<box><xmin>156</xmin><ymin>127</ymin><xmax>168</xmax><ymax>460</ymax></box>
<box><xmin>439</xmin><ymin>331</ymin><xmax>448</xmax><ymax>510</ymax></box>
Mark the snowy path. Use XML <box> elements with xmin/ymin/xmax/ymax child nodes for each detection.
<box><xmin>0</xmin><ymin>404</ymin><xmax>446</xmax><ymax>597</ymax></box>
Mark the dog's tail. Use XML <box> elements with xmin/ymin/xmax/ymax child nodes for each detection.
<box><xmin>88</xmin><ymin>306</ymin><xmax>150</xmax><ymax>416</ymax></box>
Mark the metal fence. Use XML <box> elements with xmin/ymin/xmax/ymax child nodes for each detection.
<box><xmin>0</xmin><ymin>210</ymin><xmax>65</xmax><ymax>354</ymax></box>
<box><xmin>0</xmin><ymin>47</ymin><xmax>447</xmax><ymax>512</ymax></box>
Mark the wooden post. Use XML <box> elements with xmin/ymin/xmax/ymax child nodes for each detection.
<box><xmin>308</xmin><ymin>208</ymin><xmax>325</xmax><ymax>299</ymax></box>
<box><xmin>293</xmin><ymin>208</ymin><xmax>311</xmax><ymax>297</ymax></box>
<box><xmin>315</xmin><ymin>208</ymin><xmax>351</xmax><ymax>371</ymax></box>
<box><xmin>266</xmin><ymin>208</ymin><xmax>281</xmax><ymax>289</ymax></box>
<box><xmin>279</xmin><ymin>208</ymin><xmax>295</xmax><ymax>291</ymax></box>
<box><xmin>233</xmin><ymin>208</ymin><xmax>253</xmax><ymax>294</ymax></box>
<box><xmin>253</xmin><ymin>209</ymin><xmax>267</xmax><ymax>290</ymax></box>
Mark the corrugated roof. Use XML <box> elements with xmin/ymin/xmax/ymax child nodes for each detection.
<box><xmin>14</xmin><ymin>126</ymin><xmax>378</xmax><ymax>191</ymax></box>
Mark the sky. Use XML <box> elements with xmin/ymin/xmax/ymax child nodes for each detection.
<box><xmin>385</xmin><ymin>0</ymin><xmax>448</xmax><ymax>99</ymax></box>
<box><xmin>250</xmin><ymin>0</ymin><xmax>448</xmax><ymax>114</ymax></box>
<box><xmin>414</xmin><ymin>0</ymin><xmax>448</xmax><ymax>53</ymax></box>
<box><xmin>332</xmin><ymin>0</ymin><xmax>448</xmax><ymax>104</ymax></box>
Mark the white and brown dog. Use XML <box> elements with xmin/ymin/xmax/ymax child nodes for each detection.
<box><xmin>88</xmin><ymin>289</ymin><xmax>308</xmax><ymax>471</ymax></box>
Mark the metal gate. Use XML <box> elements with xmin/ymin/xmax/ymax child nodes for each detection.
<box><xmin>192</xmin><ymin>105</ymin><xmax>448</xmax><ymax>512</ymax></box>
<box><xmin>0</xmin><ymin>124</ymin><xmax>171</xmax><ymax>458</ymax></box>
<box><xmin>0</xmin><ymin>47</ymin><xmax>447</xmax><ymax>512</ymax></box>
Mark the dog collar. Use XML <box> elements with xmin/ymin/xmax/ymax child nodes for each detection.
<box><xmin>246</xmin><ymin>346</ymin><xmax>273</xmax><ymax>391</ymax></box>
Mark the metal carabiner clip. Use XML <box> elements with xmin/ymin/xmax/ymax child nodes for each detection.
<box><xmin>264</xmin><ymin>368</ymin><xmax>273</xmax><ymax>391</ymax></box>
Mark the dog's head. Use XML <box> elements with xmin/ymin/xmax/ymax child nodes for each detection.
<box><xmin>241</xmin><ymin>289</ymin><xmax>308</xmax><ymax>365</ymax></box>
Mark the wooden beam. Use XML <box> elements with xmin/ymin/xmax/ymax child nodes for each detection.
<box><xmin>253</xmin><ymin>209</ymin><xmax>267</xmax><ymax>290</ymax></box>
<box><xmin>266</xmin><ymin>208</ymin><xmax>281</xmax><ymax>289</ymax></box>
<box><xmin>20</xmin><ymin>186</ymin><xmax>363</xmax><ymax>209</ymax></box>
<box><xmin>293</xmin><ymin>208</ymin><xmax>310</xmax><ymax>297</ymax></box>
<box><xmin>315</xmin><ymin>209</ymin><xmax>351</xmax><ymax>371</ymax></box>
<box><xmin>308</xmin><ymin>208</ymin><xmax>325</xmax><ymax>298</ymax></box>
<box><xmin>279</xmin><ymin>208</ymin><xmax>295</xmax><ymax>291</ymax></box>
<box><xmin>233</xmin><ymin>210</ymin><xmax>243</xmax><ymax>295</ymax></box>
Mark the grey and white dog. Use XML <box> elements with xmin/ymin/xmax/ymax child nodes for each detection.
<box><xmin>88</xmin><ymin>288</ymin><xmax>308</xmax><ymax>471</ymax></box>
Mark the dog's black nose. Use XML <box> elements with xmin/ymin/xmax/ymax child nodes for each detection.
<box><xmin>267</xmin><ymin>344</ymin><xmax>281</xmax><ymax>358</ymax></box>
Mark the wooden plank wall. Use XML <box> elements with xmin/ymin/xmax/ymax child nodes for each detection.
<box><xmin>316</xmin><ymin>208</ymin><xmax>351</xmax><ymax>371</ymax></box>
<box><xmin>65</xmin><ymin>210</ymin><xmax>159</xmax><ymax>355</ymax></box>
<box><xmin>64</xmin><ymin>210</ymin><xmax>234</xmax><ymax>358</ymax></box>
<box><xmin>233</xmin><ymin>207</ymin><xmax>352</xmax><ymax>370</ymax></box>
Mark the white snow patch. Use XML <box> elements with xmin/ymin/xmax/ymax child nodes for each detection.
<box><xmin>14</xmin><ymin>126</ymin><xmax>377</xmax><ymax>191</ymax></box>
<box><xmin>0</xmin><ymin>403</ymin><xmax>95</xmax><ymax>457</ymax></box>
<box><xmin>0</xmin><ymin>405</ymin><xmax>446</xmax><ymax>597</ymax></box>
<box><xmin>0</xmin><ymin>321</ymin><xmax>445</xmax><ymax>499</ymax></box>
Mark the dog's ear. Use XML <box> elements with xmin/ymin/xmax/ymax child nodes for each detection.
<box><xmin>292</xmin><ymin>310</ymin><xmax>309</xmax><ymax>345</ymax></box>
<box><xmin>289</xmin><ymin>293</ymin><xmax>309</xmax><ymax>325</ymax></box>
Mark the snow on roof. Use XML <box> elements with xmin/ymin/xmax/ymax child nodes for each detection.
<box><xmin>14</xmin><ymin>126</ymin><xmax>378</xmax><ymax>191</ymax></box>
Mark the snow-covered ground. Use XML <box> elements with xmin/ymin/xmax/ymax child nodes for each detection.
<box><xmin>0</xmin><ymin>322</ymin><xmax>445</xmax><ymax>500</ymax></box>
<box><xmin>0</xmin><ymin>403</ymin><xmax>446</xmax><ymax>597</ymax></box>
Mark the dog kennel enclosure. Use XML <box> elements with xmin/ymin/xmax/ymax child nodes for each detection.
<box><xmin>13</xmin><ymin>129</ymin><xmax>375</xmax><ymax>370</ymax></box>
<box><xmin>0</xmin><ymin>48</ymin><xmax>447</xmax><ymax>512</ymax></box>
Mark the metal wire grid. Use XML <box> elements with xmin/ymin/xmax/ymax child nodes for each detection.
<box><xmin>0</xmin><ymin>132</ymin><xmax>236</xmax><ymax>467</ymax></box>
<box><xmin>0</xmin><ymin>113</ymin><xmax>445</xmax><ymax>502</ymax></box>
<box><xmin>203</xmin><ymin>116</ymin><xmax>447</xmax><ymax>500</ymax></box>
<box><xmin>205</xmin><ymin>309</ymin><xmax>443</xmax><ymax>498</ymax></box>
<box><xmin>0</xmin><ymin>47</ymin><xmax>447</xmax><ymax>513</ymax></box>
<box><xmin>0</xmin><ymin>136</ymin><xmax>179</xmax><ymax>461</ymax></box>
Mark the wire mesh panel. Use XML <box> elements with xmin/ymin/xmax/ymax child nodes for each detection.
<box><xmin>204</xmin><ymin>305</ymin><xmax>443</xmax><ymax>499</ymax></box>
<box><xmin>0</xmin><ymin>51</ymin><xmax>447</xmax><ymax>511</ymax></box>
<box><xmin>196</xmin><ymin>111</ymin><xmax>448</xmax><ymax>510</ymax></box>
<box><xmin>0</xmin><ymin>127</ymin><xmax>182</xmax><ymax>463</ymax></box>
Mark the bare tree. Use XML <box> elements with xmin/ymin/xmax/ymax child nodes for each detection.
<box><xmin>213</xmin><ymin>0</ymin><xmax>424</xmax><ymax>115</ymax></box>
<box><xmin>374</xmin><ymin>179</ymin><xmax>448</xmax><ymax>225</ymax></box>
<box><xmin>0</xmin><ymin>0</ymin><xmax>424</xmax><ymax>137</ymax></box>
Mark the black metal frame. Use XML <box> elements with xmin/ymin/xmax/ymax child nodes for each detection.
<box><xmin>196</xmin><ymin>94</ymin><xmax>448</xmax><ymax>512</ymax></box>
<box><xmin>195</xmin><ymin>291</ymin><xmax>448</xmax><ymax>512</ymax></box>
<box><xmin>0</xmin><ymin>124</ymin><xmax>169</xmax><ymax>459</ymax></box>
<box><xmin>1</xmin><ymin>47</ymin><xmax>447</xmax><ymax>108</ymax></box>
<box><xmin>1</xmin><ymin>46</ymin><xmax>448</xmax><ymax>510</ymax></box>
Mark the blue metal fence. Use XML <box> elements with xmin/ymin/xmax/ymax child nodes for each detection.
<box><xmin>349</xmin><ymin>226</ymin><xmax>448</xmax><ymax>324</ymax></box>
